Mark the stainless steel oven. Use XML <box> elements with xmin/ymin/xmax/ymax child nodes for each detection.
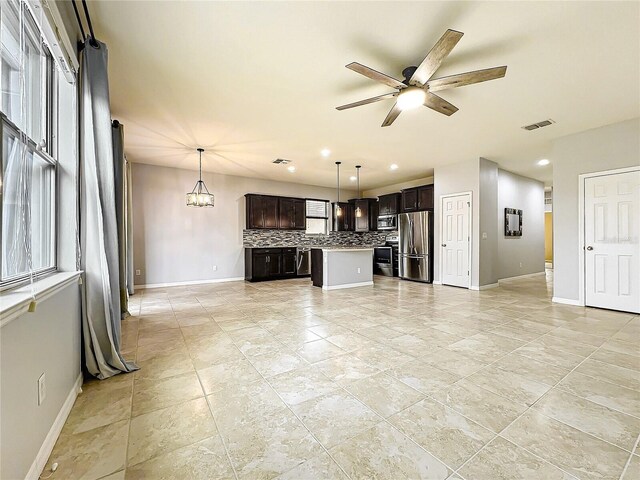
<box><xmin>296</xmin><ymin>247</ymin><xmax>311</xmax><ymax>276</ymax></box>
<box><xmin>377</xmin><ymin>214</ymin><xmax>397</xmax><ymax>231</ymax></box>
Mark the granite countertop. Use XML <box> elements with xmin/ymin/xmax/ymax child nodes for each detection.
<box><xmin>319</xmin><ymin>247</ymin><xmax>375</xmax><ymax>252</ymax></box>
<box><xmin>244</xmin><ymin>245</ymin><xmax>382</xmax><ymax>249</ymax></box>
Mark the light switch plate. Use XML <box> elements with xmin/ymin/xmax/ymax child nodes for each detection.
<box><xmin>38</xmin><ymin>373</ymin><xmax>46</xmax><ymax>405</ymax></box>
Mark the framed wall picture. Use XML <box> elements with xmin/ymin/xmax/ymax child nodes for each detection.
<box><xmin>504</xmin><ymin>208</ymin><xmax>523</xmax><ymax>236</ymax></box>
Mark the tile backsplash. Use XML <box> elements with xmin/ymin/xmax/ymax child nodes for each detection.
<box><xmin>243</xmin><ymin>229</ymin><xmax>396</xmax><ymax>248</ymax></box>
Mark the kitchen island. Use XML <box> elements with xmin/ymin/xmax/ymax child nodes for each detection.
<box><xmin>311</xmin><ymin>248</ymin><xmax>374</xmax><ymax>290</ymax></box>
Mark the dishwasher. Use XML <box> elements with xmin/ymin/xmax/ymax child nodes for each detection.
<box><xmin>296</xmin><ymin>247</ymin><xmax>311</xmax><ymax>276</ymax></box>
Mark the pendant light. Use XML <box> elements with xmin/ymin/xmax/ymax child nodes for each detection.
<box><xmin>335</xmin><ymin>161</ymin><xmax>342</xmax><ymax>217</ymax></box>
<box><xmin>186</xmin><ymin>148</ymin><xmax>215</xmax><ymax>207</ymax></box>
<box><xmin>355</xmin><ymin>165</ymin><xmax>362</xmax><ymax>218</ymax></box>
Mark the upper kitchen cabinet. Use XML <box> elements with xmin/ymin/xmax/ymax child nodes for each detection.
<box><xmin>279</xmin><ymin>197</ymin><xmax>306</xmax><ymax>230</ymax></box>
<box><xmin>378</xmin><ymin>193</ymin><xmax>401</xmax><ymax>215</ymax></box>
<box><xmin>401</xmin><ymin>184</ymin><xmax>434</xmax><ymax>212</ymax></box>
<box><xmin>245</xmin><ymin>194</ymin><xmax>306</xmax><ymax>230</ymax></box>
<box><xmin>246</xmin><ymin>194</ymin><xmax>279</xmax><ymax>229</ymax></box>
<box><xmin>333</xmin><ymin>202</ymin><xmax>354</xmax><ymax>231</ymax></box>
<box><xmin>350</xmin><ymin>198</ymin><xmax>378</xmax><ymax>232</ymax></box>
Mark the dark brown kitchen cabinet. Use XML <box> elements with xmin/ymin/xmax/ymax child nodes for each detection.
<box><xmin>279</xmin><ymin>197</ymin><xmax>306</xmax><ymax>230</ymax></box>
<box><xmin>350</xmin><ymin>198</ymin><xmax>378</xmax><ymax>232</ymax></box>
<box><xmin>245</xmin><ymin>194</ymin><xmax>279</xmax><ymax>229</ymax></box>
<box><xmin>378</xmin><ymin>193</ymin><xmax>401</xmax><ymax>215</ymax></box>
<box><xmin>245</xmin><ymin>248</ymin><xmax>298</xmax><ymax>281</ymax></box>
<box><xmin>401</xmin><ymin>184</ymin><xmax>434</xmax><ymax>212</ymax></box>
<box><xmin>333</xmin><ymin>202</ymin><xmax>354</xmax><ymax>232</ymax></box>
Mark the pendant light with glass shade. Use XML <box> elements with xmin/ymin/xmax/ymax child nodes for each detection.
<box><xmin>335</xmin><ymin>161</ymin><xmax>342</xmax><ymax>217</ymax></box>
<box><xmin>355</xmin><ymin>165</ymin><xmax>363</xmax><ymax>218</ymax></box>
<box><xmin>186</xmin><ymin>148</ymin><xmax>215</xmax><ymax>207</ymax></box>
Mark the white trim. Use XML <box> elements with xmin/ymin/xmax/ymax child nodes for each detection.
<box><xmin>25</xmin><ymin>372</ymin><xmax>83</xmax><ymax>480</ymax></box>
<box><xmin>577</xmin><ymin>166</ymin><xmax>640</xmax><ymax>308</ymax></box>
<box><xmin>432</xmin><ymin>280</ymin><xmax>443</xmax><ymax>285</ymax></box>
<box><xmin>498</xmin><ymin>271</ymin><xmax>546</xmax><ymax>283</ymax></box>
<box><xmin>439</xmin><ymin>191</ymin><xmax>473</xmax><ymax>289</ymax></box>
<box><xmin>470</xmin><ymin>283</ymin><xmax>499</xmax><ymax>291</ymax></box>
<box><xmin>0</xmin><ymin>272</ymin><xmax>82</xmax><ymax>328</ymax></box>
<box><xmin>322</xmin><ymin>281</ymin><xmax>374</xmax><ymax>291</ymax></box>
<box><xmin>552</xmin><ymin>296</ymin><xmax>582</xmax><ymax>306</ymax></box>
<box><xmin>135</xmin><ymin>276</ymin><xmax>244</xmax><ymax>289</ymax></box>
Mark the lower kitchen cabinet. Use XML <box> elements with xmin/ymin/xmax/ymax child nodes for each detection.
<box><xmin>245</xmin><ymin>247</ymin><xmax>298</xmax><ymax>281</ymax></box>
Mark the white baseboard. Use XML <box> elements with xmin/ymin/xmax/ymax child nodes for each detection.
<box><xmin>498</xmin><ymin>271</ymin><xmax>546</xmax><ymax>283</ymax></box>
<box><xmin>552</xmin><ymin>296</ymin><xmax>582</xmax><ymax>306</ymax></box>
<box><xmin>135</xmin><ymin>277</ymin><xmax>244</xmax><ymax>289</ymax></box>
<box><xmin>432</xmin><ymin>280</ymin><xmax>443</xmax><ymax>285</ymax></box>
<box><xmin>26</xmin><ymin>372</ymin><xmax>83</xmax><ymax>480</ymax></box>
<box><xmin>322</xmin><ymin>281</ymin><xmax>374</xmax><ymax>291</ymax></box>
<box><xmin>470</xmin><ymin>283</ymin><xmax>498</xmax><ymax>291</ymax></box>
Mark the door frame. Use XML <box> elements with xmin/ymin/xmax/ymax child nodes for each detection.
<box><xmin>577</xmin><ymin>166</ymin><xmax>640</xmax><ymax>307</ymax></box>
<box><xmin>439</xmin><ymin>191</ymin><xmax>473</xmax><ymax>289</ymax></box>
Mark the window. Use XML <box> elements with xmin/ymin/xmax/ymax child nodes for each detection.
<box><xmin>305</xmin><ymin>199</ymin><xmax>329</xmax><ymax>235</ymax></box>
<box><xmin>1</xmin><ymin>0</ymin><xmax>56</xmax><ymax>287</ymax></box>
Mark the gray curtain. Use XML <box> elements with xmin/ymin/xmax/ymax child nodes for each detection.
<box><xmin>79</xmin><ymin>38</ymin><xmax>137</xmax><ymax>379</ymax></box>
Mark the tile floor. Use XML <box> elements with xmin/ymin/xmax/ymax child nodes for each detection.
<box><xmin>44</xmin><ymin>272</ymin><xmax>639</xmax><ymax>479</ymax></box>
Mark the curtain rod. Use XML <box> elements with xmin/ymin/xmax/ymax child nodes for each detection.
<box><xmin>73</xmin><ymin>0</ymin><xmax>98</xmax><ymax>49</ymax></box>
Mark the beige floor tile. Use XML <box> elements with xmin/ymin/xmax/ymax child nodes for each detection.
<box><xmin>533</xmin><ymin>388</ymin><xmax>640</xmax><ymax>451</ymax></box>
<box><xmin>502</xmin><ymin>410</ymin><xmax>629</xmax><ymax>480</ymax></box>
<box><xmin>134</xmin><ymin>348</ymin><xmax>195</xmax><ymax>381</ymax></box>
<box><xmin>351</xmin><ymin>344</ymin><xmax>415</xmax><ymax>370</ymax></box>
<box><xmin>292</xmin><ymin>390</ymin><xmax>380</xmax><ymax>448</ymax></box>
<box><xmin>132</xmin><ymin>371</ymin><xmax>203</xmax><ymax>416</ymax></box>
<box><xmin>558</xmin><ymin>371</ymin><xmax>640</xmax><ymax>417</ymax></box>
<box><xmin>422</xmin><ymin>348</ymin><xmax>489</xmax><ymax>377</ymax></box>
<box><xmin>457</xmin><ymin>436</ymin><xmax>576</xmax><ymax>480</ymax></box>
<box><xmin>431</xmin><ymin>379</ymin><xmax>527</xmax><ymax>433</ymax></box>
<box><xmin>63</xmin><ymin>376</ymin><xmax>133</xmax><ymax>434</ymax></box>
<box><xmin>325</xmin><ymin>333</ymin><xmax>376</xmax><ymax>351</ymax></box>
<box><xmin>346</xmin><ymin>372</ymin><xmax>424</xmax><ymax>417</ymax></box>
<box><xmin>389</xmin><ymin>397</ymin><xmax>494</xmax><ymax>469</ymax></box>
<box><xmin>447</xmin><ymin>333</ymin><xmax>524</xmax><ymax>363</ymax></box>
<box><xmin>466</xmin><ymin>365</ymin><xmax>551</xmax><ymax>406</ymax></box>
<box><xmin>124</xmin><ymin>435</ymin><xmax>234</xmax><ymax>480</ymax></box>
<box><xmin>296</xmin><ymin>338</ymin><xmax>346</xmax><ymax>363</ymax></box>
<box><xmin>268</xmin><ymin>365</ymin><xmax>338</xmax><ymax>406</ymax></box>
<box><xmin>45</xmin><ymin>419</ymin><xmax>129</xmax><ymax>480</ymax></box>
<box><xmin>180</xmin><ymin>322</ymin><xmax>223</xmax><ymax>338</ymax></box>
<box><xmin>223</xmin><ymin>408</ymin><xmax>323</xmax><ymax>480</ymax></box>
<box><xmin>188</xmin><ymin>338</ymin><xmax>244</xmax><ymax>370</ymax></box>
<box><xmin>137</xmin><ymin>327</ymin><xmax>184</xmax><ymax>347</ymax></box>
<box><xmin>275</xmin><ymin>452</ymin><xmax>347</xmax><ymax>480</ymax></box>
<box><xmin>600</xmin><ymin>338</ymin><xmax>640</xmax><ymax>357</ymax></box>
<box><xmin>314</xmin><ymin>351</ymin><xmax>381</xmax><ymax>383</ymax></box>
<box><xmin>138</xmin><ymin>314</ymin><xmax>179</xmax><ymax>332</ymax></box>
<box><xmin>176</xmin><ymin>314</ymin><xmax>214</xmax><ymax>327</ymax></box>
<box><xmin>207</xmin><ymin>379</ymin><xmax>287</xmax><ymax>433</ymax></box>
<box><xmin>101</xmin><ymin>470</ymin><xmax>125</xmax><ymax>480</ymax></box>
<box><xmin>621</xmin><ymin>454</ymin><xmax>640</xmax><ymax>480</ymax></box>
<box><xmin>489</xmin><ymin>324</ymin><xmax>544</xmax><ymax>342</ymax></box>
<box><xmin>590</xmin><ymin>348</ymin><xmax>640</xmax><ymax>372</ymax></box>
<box><xmin>389</xmin><ymin>360</ymin><xmax>460</xmax><ymax>395</ymax></box>
<box><xmin>492</xmin><ymin>353</ymin><xmax>571</xmax><ymax>386</ymax></box>
<box><xmin>514</xmin><ymin>342</ymin><xmax>585</xmax><ymax>370</ymax></box>
<box><xmin>248</xmin><ymin>349</ymin><xmax>304</xmax><ymax>377</ymax></box>
<box><xmin>197</xmin><ymin>357</ymin><xmax>262</xmax><ymax>394</ymax></box>
<box><xmin>127</xmin><ymin>398</ymin><xmax>217</xmax><ymax>466</ymax></box>
<box><xmin>330</xmin><ymin>421</ymin><xmax>450</xmax><ymax>479</ymax></box>
<box><xmin>574</xmin><ymin>359</ymin><xmax>640</xmax><ymax>390</ymax></box>
<box><xmin>545</xmin><ymin>326</ymin><xmax>607</xmax><ymax>347</ymax></box>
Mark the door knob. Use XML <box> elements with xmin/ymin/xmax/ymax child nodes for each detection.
<box><xmin>442</xmin><ymin>244</ymin><xmax>447</xmax><ymax>247</ymax></box>
<box><xmin>586</xmin><ymin>246</ymin><xmax>593</xmax><ymax>251</ymax></box>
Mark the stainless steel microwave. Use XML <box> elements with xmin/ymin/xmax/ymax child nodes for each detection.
<box><xmin>377</xmin><ymin>214</ymin><xmax>398</xmax><ymax>231</ymax></box>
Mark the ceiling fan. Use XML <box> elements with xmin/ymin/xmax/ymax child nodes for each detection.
<box><xmin>336</xmin><ymin>29</ymin><xmax>507</xmax><ymax>127</ymax></box>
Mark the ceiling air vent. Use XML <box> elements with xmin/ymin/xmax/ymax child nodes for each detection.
<box><xmin>273</xmin><ymin>158</ymin><xmax>291</xmax><ymax>165</ymax></box>
<box><xmin>522</xmin><ymin>119</ymin><xmax>555</xmax><ymax>131</ymax></box>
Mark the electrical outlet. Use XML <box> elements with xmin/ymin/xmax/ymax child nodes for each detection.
<box><xmin>212</xmin><ymin>265</ymin><xmax>217</xmax><ymax>271</ymax></box>
<box><xmin>135</xmin><ymin>269</ymin><xmax>141</xmax><ymax>276</ymax></box>
<box><xmin>519</xmin><ymin>262</ymin><xmax>523</xmax><ymax>268</ymax></box>
<box><xmin>357</xmin><ymin>267</ymin><xmax>361</xmax><ymax>274</ymax></box>
<box><xmin>482</xmin><ymin>232</ymin><xmax>488</xmax><ymax>240</ymax></box>
<box><xmin>38</xmin><ymin>373</ymin><xmax>46</xmax><ymax>405</ymax></box>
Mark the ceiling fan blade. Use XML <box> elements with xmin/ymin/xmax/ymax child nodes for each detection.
<box><xmin>346</xmin><ymin>62</ymin><xmax>406</xmax><ymax>89</ymax></box>
<box><xmin>424</xmin><ymin>92</ymin><xmax>458</xmax><ymax>116</ymax></box>
<box><xmin>336</xmin><ymin>92</ymin><xmax>397</xmax><ymax>111</ymax></box>
<box><xmin>381</xmin><ymin>103</ymin><xmax>402</xmax><ymax>127</ymax></box>
<box><xmin>410</xmin><ymin>29</ymin><xmax>464</xmax><ymax>85</ymax></box>
<box><xmin>427</xmin><ymin>66</ymin><xmax>507</xmax><ymax>92</ymax></box>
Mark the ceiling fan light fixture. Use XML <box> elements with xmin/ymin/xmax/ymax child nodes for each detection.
<box><xmin>396</xmin><ymin>87</ymin><xmax>426</xmax><ymax>111</ymax></box>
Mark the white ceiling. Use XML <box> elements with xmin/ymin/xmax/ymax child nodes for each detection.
<box><xmin>87</xmin><ymin>1</ymin><xmax>639</xmax><ymax>189</ymax></box>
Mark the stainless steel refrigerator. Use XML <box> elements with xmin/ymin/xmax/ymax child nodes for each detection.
<box><xmin>398</xmin><ymin>211</ymin><xmax>433</xmax><ymax>283</ymax></box>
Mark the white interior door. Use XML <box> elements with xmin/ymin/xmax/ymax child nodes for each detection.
<box><xmin>441</xmin><ymin>193</ymin><xmax>471</xmax><ymax>288</ymax></box>
<box><xmin>584</xmin><ymin>170</ymin><xmax>640</xmax><ymax>313</ymax></box>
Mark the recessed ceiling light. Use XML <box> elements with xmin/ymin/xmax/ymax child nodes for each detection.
<box><xmin>390</xmin><ymin>164</ymin><xmax>399</xmax><ymax>171</ymax></box>
<box><xmin>321</xmin><ymin>148</ymin><xmax>331</xmax><ymax>158</ymax></box>
<box><xmin>287</xmin><ymin>165</ymin><xmax>296</xmax><ymax>173</ymax></box>
<box><xmin>537</xmin><ymin>159</ymin><xmax>550</xmax><ymax>166</ymax></box>
<box><xmin>349</xmin><ymin>176</ymin><xmax>357</xmax><ymax>182</ymax></box>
